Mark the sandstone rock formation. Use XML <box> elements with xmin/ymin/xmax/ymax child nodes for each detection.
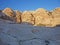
<box><xmin>0</xmin><ymin>7</ymin><xmax>60</xmax><ymax>27</ymax></box>
<box><xmin>2</xmin><ymin>8</ymin><xmax>15</xmax><ymax>17</ymax></box>
<box><xmin>51</xmin><ymin>8</ymin><xmax>60</xmax><ymax>26</ymax></box>
<box><xmin>2</xmin><ymin>8</ymin><xmax>15</xmax><ymax>21</ymax></box>
<box><xmin>21</xmin><ymin>11</ymin><xmax>35</xmax><ymax>24</ymax></box>
<box><xmin>15</xmin><ymin>10</ymin><xmax>22</xmax><ymax>23</ymax></box>
<box><xmin>32</xmin><ymin>8</ymin><xmax>52</xmax><ymax>26</ymax></box>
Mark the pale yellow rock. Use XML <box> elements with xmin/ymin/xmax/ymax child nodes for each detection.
<box><xmin>2</xmin><ymin>8</ymin><xmax>15</xmax><ymax>17</ymax></box>
<box><xmin>15</xmin><ymin>10</ymin><xmax>22</xmax><ymax>23</ymax></box>
<box><xmin>0</xmin><ymin>7</ymin><xmax>60</xmax><ymax>27</ymax></box>
<box><xmin>32</xmin><ymin>8</ymin><xmax>52</xmax><ymax>26</ymax></box>
<box><xmin>2</xmin><ymin>8</ymin><xmax>16</xmax><ymax>21</ymax></box>
<box><xmin>51</xmin><ymin>8</ymin><xmax>60</xmax><ymax>26</ymax></box>
<box><xmin>21</xmin><ymin>11</ymin><xmax>35</xmax><ymax>24</ymax></box>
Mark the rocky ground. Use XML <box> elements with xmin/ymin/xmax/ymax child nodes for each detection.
<box><xmin>0</xmin><ymin>19</ymin><xmax>60</xmax><ymax>45</ymax></box>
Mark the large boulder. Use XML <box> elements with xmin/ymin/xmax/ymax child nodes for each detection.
<box><xmin>32</xmin><ymin>8</ymin><xmax>52</xmax><ymax>26</ymax></box>
<box><xmin>15</xmin><ymin>10</ymin><xmax>22</xmax><ymax>23</ymax></box>
<box><xmin>51</xmin><ymin>8</ymin><xmax>60</xmax><ymax>26</ymax></box>
<box><xmin>21</xmin><ymin>11</ymin><xmax>35</xmax><ymax>24</ymax></box>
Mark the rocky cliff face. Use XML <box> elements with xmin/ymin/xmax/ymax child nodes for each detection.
<box><xmin>15</xmin><ymin>10</ymin><xmax>22</xmax><ymax>23</ymax></box>
<box><xmin>2</xmin><ymin>8</ymin><xmax>15</xmax><ymax>21</ymax></box>
<box><xmin>51</xmin><ymin>8</ymin><xmax>60</xmax><ymax>26</ymax></box>
<box><xmin>32</xmin><ymin>8</ymin><xmax>52</xmax><ymax>26</ymax></box>
<box><xmin>21</xmin><ymin>11</ymin><xmax>34</xmax><ymax>24</ymax></box>
<box><xmin>0</xmin><ymin>7</ymin><xmax>60</xmax><ymax>27</ymax></box>
<box><xmin>2</xmin><ymin>8</ymin><xmax>15</xmax><ymax>17</ymax></box>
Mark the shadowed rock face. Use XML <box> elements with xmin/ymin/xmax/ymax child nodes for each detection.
<box><xmin>0</xmin><ymin>7</ymin><xmax>60</xmax><ymax>27</ymax></box>
<box><xmin>0</xmin><ymin>10</ymin><xmax>12</xmax><ymax>20</ymax></box>
<box><xmin>0</xmin><ymin>10</ymin><xmax>5</xmax><ymax>17</ymax></box>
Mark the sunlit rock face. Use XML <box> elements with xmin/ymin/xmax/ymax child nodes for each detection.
<box><xmin>2</xmin><ymin>8</ymin><xmax>15</xmax><ymax>21</ymax></box>
<box><xmin>0</xmin><ymin>7</ymin><xmax>60</xmax><ymax>27</ymax></box>
<box><xmin>51</xmin><ymin>8</ymin><xmax>60</xmax><ymax>26</ymax></box>
<box><xmin>32</xmin><ymin>8</ymin><xmax>52</xmax><ymax>26</ymax></box>
<box><xmin>0</xmin><ymin>10</ymin><xmax>8</xmax><ymax>19</ymax></box>
<box><xmin>21</xmin><ymin>11</ymin><xmax>35</xmax><ymax>24</ymax></box>
<box><xmin>2</xmin><ymin>8</ymin><xmax>15</xmax><ymax>17</ymax></box>
<box><xmin>15</xmin><ymin>10</ymin><xmax>22</xmax><ymax>23</ymax></box>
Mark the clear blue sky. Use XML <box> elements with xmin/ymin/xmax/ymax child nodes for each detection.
<box><xmin>0</xmin><ymin>0</ymin><xmax>60</xmax><ymax>11</ymax></box>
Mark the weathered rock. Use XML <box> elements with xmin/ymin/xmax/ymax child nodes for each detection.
<box><xmin>2</xmin><ymin>8</ymin><xmax>15</xmax><ymax>21</ymax></box>
<box><xmin>2</xmin><ymin>8</ymin><xmax>15</xmax><ymax>17</ymax></box>
<box><xmin>0</xmin><ymin>7</ymin><xmax>60</xmax><ymax>27</ymax></box>
<box><xmin>15</xmin><ymin>10</ymin><xmax>22</xmax><ymax>23</ymax></box>
<box><xmin>51</xmin><ymin>8</ymin><xmax>60</xmax><ymax>26</ymax></box>
<box><xmin>21</xmin><ymin>11</ymin><xmax>35</xmax><ymax>24</ymax></box>
<box><xmin>32</xmin><ymin>8</ymin><xmax>52</xmax><ymax>26</ymax></box>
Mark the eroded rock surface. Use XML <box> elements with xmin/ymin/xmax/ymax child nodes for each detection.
<box><xmin>15</xmin><ymin>10</ymin><xmax>22</xmax><ymax>23</ymax></box>
<box><xmin>2</xmin><ymin>8</ymin><xmax>15</xmax><ymax>21</ymax></box>
<box><xmin>2</xmin><ymin>8</ymin><xmax>15</xmax><ymax>17</ymax></box>
<box><xmin>22</xmin><ymin>11</ymin><xmax>34</xmax><ymax>24</ymax></box>
<box><xmin>51</xmin><ymin>8</ymin><xmax>60</xmax><ymax>26</ymax></box>
<box><xmin>0</xmin><ymin>7</ymin><xmax>60</xmax><ymax>27</ymax></box>
<box><xmin>32</xmin><ymin>8</ymin><xmax>53</xmax><ymax>26</ymax></box>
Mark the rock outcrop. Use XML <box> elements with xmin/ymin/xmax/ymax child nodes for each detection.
<box><xmin>21</xmin><ymin>11</ymin><xmax>35</xmax><ymax>24</ymax></box>
<box><xmin>0</xmin><ymin>7</ymin><xmax>60</xmax><ymax>27</ymax></box>
<box><xmin>51</xmin><ymin>8</ymin><xmax>60</xmax><ymax>26</ymax></box>
<box><xmin>2</xmin><ymin>8</ymin><xmax>15</xmax><ymax>21</ymax></box>
<box><xmin>32</xmin><ymin>8</ymin><xmax>52</xmax><ymax>26</ymax></box>
<box><xmin>15</xmin><ymin>10</ymin><xmax>22</xmax><ymax>23</ymax></box>
<box><xmin>2</xmin><ymin>8</ymin><xmax>15</xmax><ymax>17</ymax></box>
